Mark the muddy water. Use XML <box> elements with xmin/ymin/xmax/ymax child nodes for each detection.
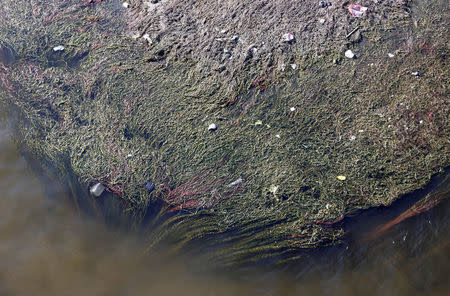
<box><xmin>1</xmin><ymin>113</ymin><xmax>449</xmax><ymax>296</ymax></box>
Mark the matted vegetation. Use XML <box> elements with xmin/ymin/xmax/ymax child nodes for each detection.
<box><xmin>0</xmin><ymin>0</ymin><xmax>448</xmax><ymax>265</ymax></box>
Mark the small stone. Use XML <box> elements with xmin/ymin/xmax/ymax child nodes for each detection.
<box><xmin>122</xmin><ymin>2</ymin><xmax>130</xmax><ymax>8</ymax></box>
<box><xmin>90</xmin><ymin>183</ymin><xmax>105</xmax><ymax>197</ymax></box>
<box><xmin>388</xmin><ymin>53</ymin><xmax>395</xmax><ymax>58</ymax></box>
<box><xmin>53</xmin><ymin>45</ymin><xmax>65</xmax><ymax>52</ymax></box>
<box><xmin>282</xmin><ymin>33</ymin><xmax>295</xmax><ymax>42</ymax></box>
<box><xmin>208</xmin><ymin>123</ymin><xmax>217</xmax><ymax>131</ymax></box>
<box><xmin>345</xmin><ymin>49</ymin><xmax>355</xmax><ymax>59</ymax></box>
<box><xmin>145</xmin><ymin>180</ymin><xmax>155</xmax><ymax>193</ymax></box>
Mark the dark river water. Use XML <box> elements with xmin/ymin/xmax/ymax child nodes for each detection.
<box><xmin>0</xmin><ymin>112</ymin><xmax>449</xmax><ymax>295</ymax></box>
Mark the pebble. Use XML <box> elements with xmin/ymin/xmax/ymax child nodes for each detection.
<box><xmin>345</xmin><ymin>49</ymin><xmax>355</xmax><ymax>59</ymax></box>
<box><xmin>90</xmin><ymin>183</ymin><xmax>105</xmax><ymax>197</ymax></box>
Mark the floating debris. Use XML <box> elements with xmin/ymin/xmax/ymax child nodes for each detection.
<box><xmin>142</xmin><ymin>33</ymin><xmax>152</xmax><ymax>44</ymax></box>
<box><xmin>345</xmin><ymin>49</ymin><xmax>355</xmax><ymax>59</ymax></box>
<box><xmin>337</xmin><ymin>175</ymin><xmax>347</xmax><ymax>181</ymax></box>
<box><xmin>53</xmin><ymin>45</ymin><xmax>65</xmax><ymax>52</ymax></box>
<box><xmin>282</xmin><ymin>33</ymin><xmax>295</xmax><ymax>42</ymax></box>
<box><xmin>348</xmin><ymin>4</ymin><xmax>368</xmax><ymax>17</ymax></box>
<box><xmin>145</xmin><ymin>180</ymin><xmax>155</xmax><ymax>193</ymax></box>
<box><xmin>208</xmin><ymin>123</ymin><xmax>217</xmax><ymax>131</ymax></box>
<box><xmin>227</xmin><ymin>178</ymin><xmax>243</xmax><ymax>187</ymax></box>
<box><xmin>90</xmin><ymin>183</ymin><xmax>105</xmax><ymax>197</ymax></box>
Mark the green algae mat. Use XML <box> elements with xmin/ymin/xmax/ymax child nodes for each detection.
<box><xmin>1</xmin><ymin>0</ymin><xmax>448</xmax><ymax>265</ymax></box>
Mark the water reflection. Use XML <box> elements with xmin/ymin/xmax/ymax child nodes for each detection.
<box><xmin>0</xmin><ymin>116</ymin><xmax>449</xmax><ymax>295</ymax></box>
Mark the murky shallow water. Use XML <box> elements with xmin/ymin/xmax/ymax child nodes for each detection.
<box><xmin>1</xmin><ymin>114</ymin><xmax>449</xmax><ymax>296</ymax></box>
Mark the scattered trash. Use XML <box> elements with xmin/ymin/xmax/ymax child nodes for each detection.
<box><xmin>223</xmin><ymin>48</ymin><xmax>230</xmax><ymax>54</ymax></box>
<box><xmin>251</xmin><ymin>47</ymin><xmax>258</xmax><ymax>54</ymax></box>
<box><xmin>411</xmin><ymin>71</ymin><xmax>419</xmax><ymax>77</ymax></box>
<box><xmin>126</xmin><ymin>153</ymin><xmax>133</xmax><ymax>158</ymax></box>
<box><xmin>358</xmin><ymin>129</ymin><xmax>364</xmax><ymax>133</ymax></box>
<box><xmin>349</xmin><ymin>135</ymin><xmax>356</xmax><ymax>141</ymax></box>
<box><xmin>345</xmin><ymin>49</ymin><xmax>355</xmax><ymax>59</ymax></box>
<box><xmin>53</xmin><ymin>45</ymin><xmax>65</xmax><ymax>52</ymax></box>
<box><xmin>275</xmin><ymin>134</ymin><xmax>281</xmax><ymax>138</ymax></box>
<box><xmin>220</xmin><ymin>29</ymin><xmax>228</xmax><ymax>34</ymax></box>
<box><xmin>254</xmin><ymin>120</ymin><xmax>263</xmax><ymax>126</ymax></box>
<box><xmin>122</xmin><ymin>2</ymin><xmax>130</xmax><ymax>8</ymax></box>
<box><xmin>290</xmin><ymin>64</ymin><xmax>297</xmax><ymax>70</ymax></box>
<box><xmin>145</xmin><ymin>180</ymin><xmax>155</xmax><ymax>193</ymax></box>
<box><xmin>290</xmin><ymin>107</ymin><xmax>296</xmax><ymax>112</ymax></box>
<box><xmin>419</xmin><ymin>120</ymin><xmax>424</xmax><ymax>124</ymax></box>
<box><xmin>282</xmin><ymin>33</ymin><xmax>295</xmax><ymax>42</ymax></box>
<box><xmin>326</xmin><ymin>203</ymin><xmax>331</xmax><ymax>209</ymax></box>
<box><xmin>388</xmin><ymin>53</ymin><xmax>395</xmax><ymax>58</ymax></box>
<box><xmin>337</xmin><ymin>175</ymin><xmax>347</xmax><ymax>181</ymax></box>
<box><xmin>142</xmin><ymin>33</ymin><xmax>152</xmax><ymax>44</ymax></box>
<box><xmin>319</xmin><ymin>18</ymin><xmax>326</xmax><ymax>24</ymax></box>
<box><xmin>208</xmin><ymin>123</ymin><xmax>217</xmax><ymax>131</ymax></box>
<box><xmin>320</xmin><ymin>1</ymin><xmax>331</xmax><ymax>8</ymax></box>
<box><xmin>227</xmin><ymin>178</ymin><xmax>243</xmax><ymax>187</ymax></box>
<box><xmin>90</xmin><ymin>183</ymin><xmax>105</xmax><ymax>197</ymax></box>
<box><xmin>348</xmin><ymin>4</ymin><xmax>368</xmax><ymax>17</ymax></box>
<box><xmin>232</xmin><ymin>35</ymin><xmax>239</xmax><ymax>42</ymax></box>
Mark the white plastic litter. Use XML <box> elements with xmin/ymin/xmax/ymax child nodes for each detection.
<box><xmin>122</xmin><ymin>2</ymin><xmax>130</xmax><ymax>8</ymax></box>
<box><xmin>282</xmin><ymin>33</ymin><xmax>295</xmax><ymax>42</ymax></box>
<box><xmin>53</xmin><ymin>45</ymin><xmax>65</xmax><ymax>52</ymax></box>
<box><xmin>227</xmin><ymin>178</ymin><xmax>243</xmax><ymax>187</ymax></box>
<box><xmin>208</xmin><ymin>123</ymin><xmax>217</xmax><ymax>131</ymax></box>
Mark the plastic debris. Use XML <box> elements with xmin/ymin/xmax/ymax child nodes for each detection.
<box><xmin>337</xmin><ymin>175</ymin><xmax>347</xmax><ymax>181</ymax></box>
<box><xmin>319</xmin><ymin>18</ymin><xmax>326</xmax><ymax>24</ymax></box>
<box><xmin>90</xmin><ymin>183</ymin><xmax>105</xmax><ymax>197</ymax></box>
<box><xmin>320</xmin><ymin>1</ymin><xmax>331</xmax><ymax>8</ymax></box>
<box><xmin>349</xmin><ymin>135</ymin><xmax>356</xmax><ymax>141</ymax></box>
<box><xmin>227</xmin><ymin>178</ymin><xmax>243</xmax><ymax>187</ymax></box>
<box><xmin>345</xmin><ymin>49</ymin><xmax>355</xmax><ymax>59</ymax></box>
<box><xmin>254</xmin><ymin>120</ymin><xmax>263</xmax><ymax>126</ymax></box>
<box><xmin>326</xmin><ymin>203</ymin><xmax>331</xmax><ymax>209</ymax></box>
<box><xmin>290</xmin><ymin>107</ymin><xmax>296</xmax><ymax>112</ymax></box>
<box><xmin>348</xmin><ymin>4</ymin><xmax>368</xmax><ymax>17</ymax></box>
<box><xmin>275</xmin><ymin>134</ymin><xmax>281</xmax><ymax>138</ymax></box>
<box><xmin>232</xmin><ymin>35</ymin><xmax>239</xmax><ymax>42</ymax></box>
<box><xmin>282</xmin><ymin>33</ymin><xmax>295</xmax><ymax>42</ymax></box>
<box><xmin>208</xmin><ymin>123</ymin><xmax>217</xmax><ymax>131</ymax></box>
<box><xmin>388</xmin><ymin>53</ymin><xmax>395</xmax><ymax>58</ymax></box>
<box><xmin>122</xmin><ymin>2</ymin><xmax>130</xmax><ymax>8</ymax></box>
<box><xmin>145</xmin><ymin>180</ymin><xmax>155</xmax><ymax>192</ymax></box>
<box><xmin>290</xmin><ymin>64</ymin><xmax>297</xmax><ymax>70</ymax></box>
<box><xmin>142</xmin><ymin>33</ymin><xmax>152</xmax><ymax>44</ymax></box>
<box><xmin>411</xmin><ymin>71</ymin><xmax>419</xmax><ymax>77</ymax></box>
<box><xmin>53</xmin><ymin>45</ymin><xmax>65</xmax><ymax>52</ymax></box>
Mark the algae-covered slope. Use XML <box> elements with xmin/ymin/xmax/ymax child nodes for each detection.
<box><xmin>0</xmin><ymin>0</ymin><xmax>448</xmax><ymax>265</ymax></box>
